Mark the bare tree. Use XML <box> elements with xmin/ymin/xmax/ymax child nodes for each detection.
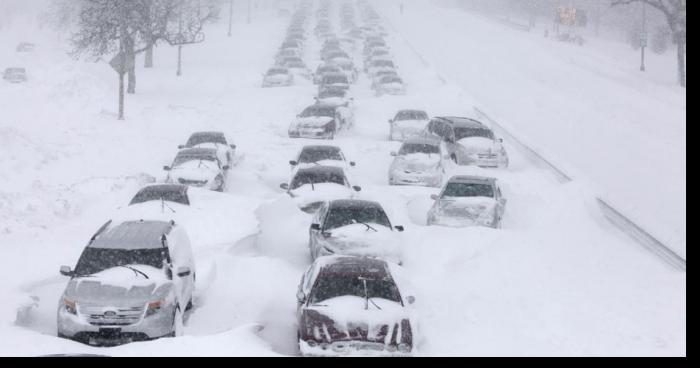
<box><xmin>165</xmin><ymin>0</ymin><xmax>221</xmax><ymax>77</ymax></box>
<box><xmin>612</xmin><ymin>0</ymin><xmax>686</xmax><ymax>87</ymax></box>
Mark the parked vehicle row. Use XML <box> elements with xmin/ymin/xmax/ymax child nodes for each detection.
<box><xmin>262</xmin><ymin>5</ymin><xmax>313</xmax><ymax>88</ymax></box>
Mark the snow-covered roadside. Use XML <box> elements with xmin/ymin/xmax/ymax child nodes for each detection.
<box><xmin>0</xmin><ymin>0</ymin><xmax>685</xmax><ymax>357</ymax></box>
<box><xmin>378</xmin><ymin>0</ymin><xmax>686</xmax><ymax>259</ymax></box>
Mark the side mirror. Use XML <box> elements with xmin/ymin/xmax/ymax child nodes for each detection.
<box><xmin>280</xmin><ymin>183</ymin><xmax>290</xmax><ymax>191</ymax></box>
<box><xmin>222</xmin><ymin>165</ymin><xmax>230</xmax><ymax>171</ymax></box>
<box><xmin>60</xmin><ymin>266</ymin><xmax>73</xmax><ymax>277</ymax></box>
<box><xmin>177</xmin><ymin>267</ymin><xmax>191</xmax><ymax>278</ymax></box>
<box><xmin>163</xmin><ymin>166</ymin><xmax>172</xmax><ymax>172</ymax></box>
<box><xmin>310</xmin><ymin>223</ymin><xmax>322</xmax><ymax>231</ymax></box>
<box><xmin>296</xmin><ymin>290</ymin><xmax>306</xmax><ymax>303</ymax></box>
<box><xmin>394</xmin><ymin>225</ymin><xmax>405</xmax><ymax>232</ymax></box>
<box><xmin>406</xmin><ymin>296</ymin><xmax>416</xmax><ymax>305</ymax></box>
<box><xmin>353</xmin><ymin>186</ymin><xmax>362</xmax><ymax>192</ymax></box>
<box><xmin>350</xmin><ymin>161</ymin><xmax>356</xmax><ymax>167</ymax></box>
<box><xmin>178</xmin><ymin>145</ymin><xmax>186</xmax><ymax>150</ymax></box>
<box><xmin>430</xmin><ymin>194</ymin><xmax>439</xmax><ymax>201</ymax></box>
<box><xmin>390</xmin><ymin>152</ymin><xmax>397</xmax><ymax>157</ymax></box>
<box><xmin>289</xmin><ymin>160</ymin><xmax>298</xmax><ymax>166</ymax></box>
<box><xmin>230</xmin><ymin>144</ymin><xmax>237</xmax><ymax>149</ymax></box>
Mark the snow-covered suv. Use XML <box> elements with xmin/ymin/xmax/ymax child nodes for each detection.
<box><xmin>164</xmin><ymin>148</ymin><xmax>229</xmax><ymax>192</ymax></box>
<box><xmin>425</xmin><ymin>117</ymin><xmax>509</xmax><ymax>168</ymax></box>
<box><xmin>57</xmin><ymin>220</ymin><xmax>196</xmax><ymax>346</ymax></box>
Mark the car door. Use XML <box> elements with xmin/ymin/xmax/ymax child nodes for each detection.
<box><xmin>310</xmin><ymin>202</ymin><xmax>329</xmax><ymax>254</ymax></box>
<box><xmin>496</xmin><ymin>184</ymin><xmax>507</xmax><ymax>219</ymax></box>
<box><xmin>166</xmin><ymin>231</ymin><xmax>188</xmax><ymax>309</ymax></box>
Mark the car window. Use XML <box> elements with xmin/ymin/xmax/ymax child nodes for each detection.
<box><xmin>454</xmin><ymin>127</ymin><xmax>495</xmax><ymax>141</ymax></box>
<box><xmin>442</xmin><ymin>183</ymin><xmax>495</xmax><ymax>198</ymax></box>
<box><xmin>187</xmin><ymin>134</ymin><xmax>227</xmax><ymax>147</ymax></box>
<box><xmin>291</xmin><ymin>170</ymin><xmax>346</xmax><ymax>190</ymax></box>
<box><xmin>129</xmin><ymin>187</ymin><xmax>189</xmax><ymax>206</ymax></box>
<box><xmin>324</xmin><ymin>205</ymin><xmax>392</xmax><ymax>230</ymax></box>
<box><xmin>399</xmin><ymin>143</ymin><xmax>440</xmax><ymax>155</ymax></box>
<box><xmin>299</xmin><ymin>147</ymin><xmax>343</xmax><ymax>163</ymax></box>
<box><xmin>310</xmin><ymin>273</ymin><xmax>402</xmax><ymax>304</ymax></box>
<box><xmin>74</xmin><ymin>248</ymin><xmax>168</xmax><ymax>276</ymax></box>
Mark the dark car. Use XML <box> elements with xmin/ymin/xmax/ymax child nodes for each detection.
<box><xmin>296</xmin><ymin>256</ymin><xmax>415</xmax><ymax>356</ymax></box>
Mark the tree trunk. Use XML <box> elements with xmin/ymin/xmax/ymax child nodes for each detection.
<box><xmin>118</xmin><ymin>72</ymin><xmax>125</xmax><ymax>120</ymax></box>
<box><xmin>177</xmin><ymin>45</ymin><xmax>183</xmax><ymax>77</ymax></box>
<box><xmin>675</xmin><ymin>33</ymin><xmax>686</xmax><ymax>87</ymax></box>
<box><xmin>127</xmin><ymin>58</ymin><xmax>136</xmax><ymax>94</ymax></box>
<box><xmin>145</xmin><ymin>44</ymin><xmax>154</xmax><ymax>68</ymax></box>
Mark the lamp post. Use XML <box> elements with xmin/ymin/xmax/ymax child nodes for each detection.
<box><xmin>247</xmin><ymin>0</ymin><xmax>251</xmax><ymax>24</ymax></box>
<box><xmin>640</xmin><ymin>1</ymin><xmax>647</xmax><ymax>72</ymax></box>
<box><xmin>228</xmin><ymin>0</ymin><xmax>234</xmax><ymax>37</ymax></box>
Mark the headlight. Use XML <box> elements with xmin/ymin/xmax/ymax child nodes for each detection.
<box><xmin>63</xmin><ymin>298</ymin><xmax>77</xmax><ymax>315</ymax></box>
<box><xmin>145</xmin><ymin>300</ymin><xmax>163</xmax><ymax>317</ymax></box>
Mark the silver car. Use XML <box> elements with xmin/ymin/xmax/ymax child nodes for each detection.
<box><xmin>389</xmin><ymin>136</ymin><xmax>448</xmax><ymax>188</ymax></box>
<box><xmin>57</xmin><ymin>220</ymin><xmax>196</xmax><ymax>346</ymax></box>
<box><xmin>427</xmin><ymin>176</ymin><xmax>507</xmax><ymax>228</ymax></box>
<box><xmin>388</xmin><ymin>110</ymin><xmax>430</xmax><ymax>141</ymax></box>
<box><xmin>425</xmin><ymin>117</ymin><xmax>509</xmax><ymax>168</ymax></box>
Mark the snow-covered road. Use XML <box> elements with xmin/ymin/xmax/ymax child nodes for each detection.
<box><xmin>0</xmin><ymin>0</ymin><xmax>685</xmax><ymax>357</ymax></box>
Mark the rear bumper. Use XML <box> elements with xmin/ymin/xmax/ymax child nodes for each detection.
<box><xmin>300</xmin><ymin>340</ymin><xmax>413</xmax><ymax>357</ymax></box>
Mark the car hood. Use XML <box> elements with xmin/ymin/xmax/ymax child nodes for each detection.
<box><xmin>380</xmin><ymin>82</ymin><xmax>404</xmax><ymax>90</ymax></box>
<box><xmin>457</xmin><ymin>137</ymin><xmax>502</xmax><ymax>152</ymax></box>
<box><xmin>64</xmin><ymin>266</ymin><xmax>170</xmax><ymax>306</ymax></box>
<box><xmin>291</xmin><ymin>117</ymin><xmax>335</xmax><ymax>128</ymax></box>
<box><xmin>392</xmin><ymin>154</ymin><xmax>440</xmax><ymax>172</ymax></box>
<box><xmin>290</xmin><ymin>183</ymin><xmax>353</xmax><ymax>206</ymax></box>
<box><xmin>170</xmin><ymin>162</ymin><xmax>219</xmax><ymax>181</ymax></box>
<box><xmin>323</xmin><ymin>224</ymin><xmax>401</xmax><ymax>260</ymax></box>
<box><xmin>436</xmin><ymin>197</ymin><xmax>497</xmax><ymax>218</ymax></box>
<box><xmin>317</xmin><ymin>97</ymin><xmax>347</xmax><ymax>107</ymax></box>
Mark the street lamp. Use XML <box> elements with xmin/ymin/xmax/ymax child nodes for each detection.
<box><xmin>640</xmin><ymin>1</ymin><xmax>647</xmax><ymax>72</ymax></box>
<box><xmin>247</xmin><ymin>0</ymin><xmax>251</xmax><ymax>24</ymax></box>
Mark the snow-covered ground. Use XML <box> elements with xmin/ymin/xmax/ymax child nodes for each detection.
<box><xmin>0</xmin><ymin>0</ymin><xmax>685</xmax><ymax>357</ymax></box>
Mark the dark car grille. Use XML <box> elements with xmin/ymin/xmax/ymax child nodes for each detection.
<box><xmin>80</xmin><ymin>306</ymin><xmax>145</xmax><ymax>326</ymax></box>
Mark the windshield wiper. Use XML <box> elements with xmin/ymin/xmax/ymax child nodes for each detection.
<box><xmin>117</xmin><ymin>265</ymin><xmax>150</xmax><ymax>279</ymax></box>
<box><xmin>352</xmin><ymin>219</ymin><xmax>378</xmax><ymax>232</ymax></box>
<box><xmin>358</xmin><ymin>277</ymin><xmax>382</xmax><ymax>311</ymax></box>
<box><xmin>161</xmin><ymin>198</ymin><xmax>176</xmax><ymax>214</ymax></box>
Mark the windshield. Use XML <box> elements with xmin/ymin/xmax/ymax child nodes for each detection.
<box><xmin>187</xmin><ymin>134</ymin><xmax>226</xmax><ymax>147</ymax></box>
<box><xmin>291</xmin><ymin>170</ymin><xmax>346</xmax><ymax>189</ymax></box>
<box><xmin>454</xmin><ymin>127</ymin><xmax>495</xmax><ymax>141</ymax></box>
<box><xmin>300</xmin><ymin>106</ymin><xmax>336</xmax><ymax>118</ymax></box>
<box><xmin>381</xmin><ymin>76</ymin><xmax>402</xmax><ymax>84</ymax></box>
<box><xmin>311</xmin><ymin>273</ymin><xmax>402</xmax><ymax>304</ymax></box>
<box><xmin>323</xmin><ymin>75</ymin><xmax>348</xmax><ymax>84</ymax></box>
<box><xmin>267</xmin><ymin>69</ymin><xmax>287</xmax><ymax>76</ymax></box>
<box><xmin>324</xmin><ymin>205</ymin><xmax>392</xmax><ymax>230</ymax></box>
<box><xmin>399</xmin><ymin>143</ymin><xmax>439</xmax><ymax>155</ymax></box>
<box><xmin>74</xmin><ymin>248</ymin><xmax>168</xmax><ymax>276</ymax></box>
<box><xmin>173</xmin><ymin>153</ymin><xmax>217</xmax><ymax>167</ymax></box>
<box><xmin>396</xmin><ymin>111</ymin><xmax>428</xmax><ymax>121</ymax></box>
<box><xmin>318</xmin><ymin>89</ymin><xmax>346</xmax><ymax>98</ymax></box>
<box><xmin>372</xmin><ymin>60</ymin><xmax>394</xmax><ymax>68</ymax></box>
<box><xmin>442</xmin><ymin>183</ymin><xmax>495</xmax><ymax>198</ymax></box>
<box><xmin>129</xmin><ymin>187</ymin><xmax>189</xmax><ymax>206</ymax></box>
<box><xmin>299</xmin><ymin>148</ymin><xmax>343</xmax><ymax>163</ymax></box>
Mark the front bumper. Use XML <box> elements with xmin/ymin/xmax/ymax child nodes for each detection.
<box><xmin>57</xmin><ymin>303</ymin><xmax>175</xmax><ymax>346</ymax></box>
<box><xmin>300</xmin><ymin>340</ymin><xmax>413</xmax><ymax>357</ymax></box>
<box><xmin>427</xmin><ymin>213</ymin><xmax>496</xmax><ymax>228</ymax></box>
<box><xmin>390</xmin><ymin>128</ymin><xmax>424</xmax><ymax>141</ymax></box>
<box><xmin>289</xmin><ymin>129</ymin><xmax>333</xmax><ymax>139</ymax></box>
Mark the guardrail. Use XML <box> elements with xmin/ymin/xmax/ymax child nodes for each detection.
<box><xmin>474</xmin><ymin>107</ymin><xmax>686</xmax><ymax>272</ymax></box>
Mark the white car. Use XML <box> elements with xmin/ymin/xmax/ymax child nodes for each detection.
<box><xmin>178</xmin><ymin>132</ymin><xmax>236</xmax><ymax>168</ymax></box>
<box><xmin>388</xmin><ymin>110</ymin><xmax>430</xmax><ymax>141</ymax></box>
<box><xmin>280</xmin><ymin>165</ymin><xmax>361</xmax><ymax>213</ymax></box>
<box><xmin>389</xmin><ymin>135</ymin><xmax>449</xmax><ymax>188</ymax></box>
<box><xmin>290</xmin><ymin>145</ymin><xmax>356</xmax><ymax>171</ymax></box>
<box><xmin>164</xmin><ymin>148</ymin><xmax>229</xmax><ymax>192</ymax></box>
<box><xmin>289</xmin><ymin>104</ymin><xmax>353</xmax><ymax>139</ymax></box>
<box><xmin>425</xmin><ymin>117</ymin><xmax>509</xmax><ymax>168</ymax></box>
<box><xmin>315</xmin><ymin>87</ymin><xmax>353</xmax><ymax>108</ymax></box>
<box><xmin>374</xmin><ymin>75</ymin><xmax>406</xmax><ymax>96</ymax></box>
<box><xmin>427</xmin><ymin>176</ymin><xmax>507</xmax><ymax>228</ymax></box>
<box><xmin>263</xmin><ymin>67</ymin><xmax>294</xmax><ymax>88</ymax></box>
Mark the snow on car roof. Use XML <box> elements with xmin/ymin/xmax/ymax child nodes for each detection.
<box><xmin>90</xmin><ymin>220</ymin><xmax>173</xmax><ymax>250</ymax></box>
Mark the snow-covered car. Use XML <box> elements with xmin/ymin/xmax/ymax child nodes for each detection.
<box><xmin>315</xmin><ymin>87</ymin><xmax>353</xmax><ymax>108</ymax></box>
<box><xmin>178</xmin><ymin>131</ymin><xmax>236</xmax><ymax>168</ymax></box>
<box><xmin>3</xmin><ymin>67</ymin><xmax>27</xmax><ymax>83</ymax></box>
<box><xmin>262</xmin><ymin>67</ymin><xmax>294</xmax><ymax>88</ymax></box>
<box><xmin>427</xmin><ymin>175</ymin><xmax>507</xmax><ymax>228</ymax></box>
<box><xmin>57</xmin><ymin>220</ymin><xmax>196</xmax><ymax>346</ymax></box>
<box><xmin>389</xmin><ymin>136</ymin><xmax>448</xmax><ymax>188</ymax></box>
<box><xmin>329</xmin><ymin>59</ymin><xmax>358</xmax><ymax>83</ymax></box>
<box><xmin>280</xmin><ymin>165</ymin><xmax>361</xmax><ymax>213</ymax></box>
<box><xmin>276</xmin><ymin>48</ymin><xmax>302</xmax><ymax>61</ymax></box>
<box><xmin>314</xmin><ymin>65</ymin><xmax>343</xmax><ymax>85</ymax></box>
<box><xmin>373</xmin><ymin>75</ymin><xmax>406</xmax><ymax>96</ymax></box>
<box><xmin>309</xmin><ymin>200</ymin><xmax>404</xmax><ymax>263</ymax></box>
<box><xmin>388</xmin><ymin>110</ymin><xmax>430</xmax><ymax>141</ymax></box>
<box><xmin>164</xmin><ymin>148</ymin><xmax>229</xmax><ymax>192</ymax></box>
<box><xmin>290</xmin><ymin>145</ymin><xmax>356</xmax><ymax>170</ymax></box>
<box><xmin>280</xmin><ymin>40</ymin><xmax>304</xmax><ymax>52</ymax></box>
<box><xmin>285</xmin><ymin>60</ymin><xmax>312</xmax><ymax>80</ymax></box>
<box><xmin>319</xmin><ymin>73</ymin><xmax>351</xmax><ymax>93</ymax></box>
<box><xmin>425</xmin><ymin>117</ymin><xmax>509</xmax><ymax>168</ymax></box>
<box><xmin>296</xmin><ymin>256</ymin><xmax>415</xmax><ymax>357</ymax></box>
<box><xmin>16</xmin><ymin>42</ymin><xmax>35</xmax><ymax>52</ymax></box>
<box><xmin>289</xmin><ymin>104</ymin><xmax>351</xmax><ymax>139</ymax></box>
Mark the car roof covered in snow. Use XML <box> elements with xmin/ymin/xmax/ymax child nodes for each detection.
<box><xmin>447</xmin><ymin>175</ymin><xmax>498</xmax><ymax>185</ymax></box>
<box><xmin>90</xmin><ymin>220</ymin><xmax>174</xmax><ymax>250</ymax></box>
<box><xmin>315</xmin><ymin>256</ymin><xmax>391</xmax><ymax>278</ymax></box>
<box><xmin>435</xmin><ymin>116</ymin><xmax>487</xmax><ymax>128</ymax></box>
